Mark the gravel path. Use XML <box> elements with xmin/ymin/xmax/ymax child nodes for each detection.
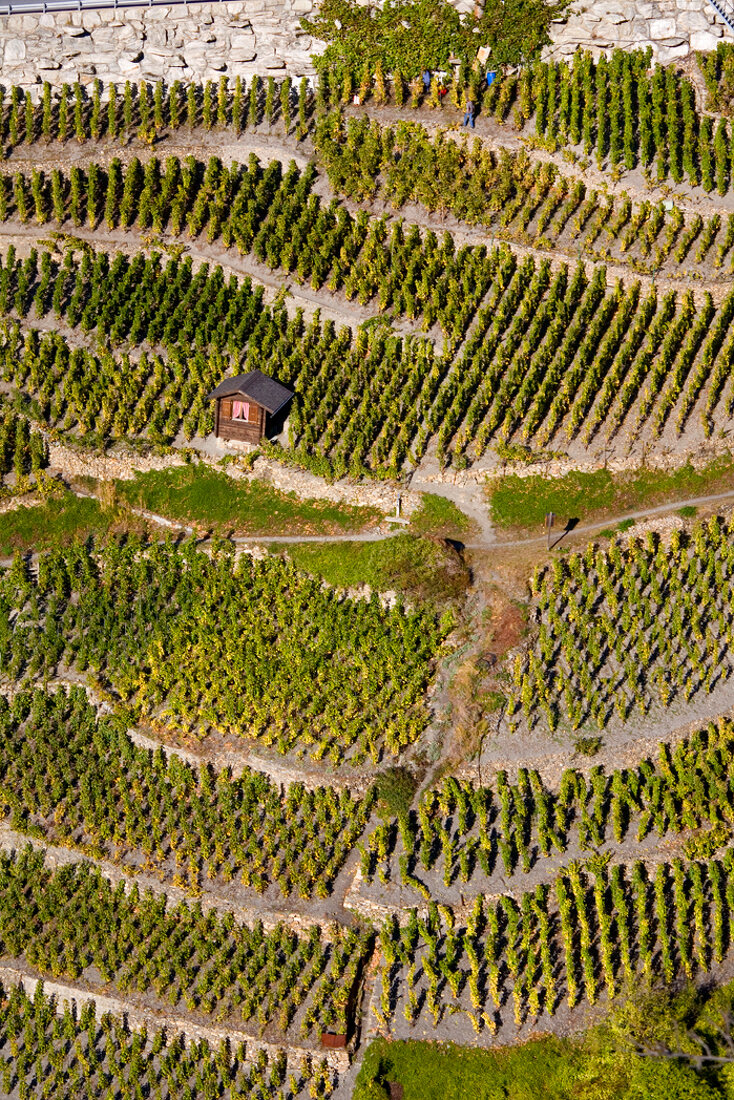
<box><xmin>482</xmin><ymin>485</ymin><xmax>734</xmax><ymax>551</ymax></box>
<box><xmin>408</xmin><ymin>474</ymin><xmax>494</xmax><ymax>545</ymax></box>
<box><xmin>142</xmin><ymin>480</ymin><xmax>734</xmax><ymax>553</ymax></box>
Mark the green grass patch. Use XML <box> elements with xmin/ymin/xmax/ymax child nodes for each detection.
<box><xmin>354</xmin><ymin>1033</ymin><xmax>721</xmax><ymax>1100</ymax></box>
<box><xmin>374</xmin><ymin>767</ymin><xmax>419</xmax><ymax>819</ymax></box>
<box><xmin>0</xmin><ymin>492</ymin><xmax>136</xmax><ymax>557</ymax></box>
<box><xmin>488</xmin><ymin>453</ymin><xmax>734</xmax><ymax>533</ymax></box>
<box><xmin>115</xmin><ymin>464</ymin><xmax>379</xmax><ymax>536</ymax></box>
<box><xmin>271</xmin><ymin>533</ymin><xmax>469</xmax><ymax>605</ymax></box>
<box><xmin>410</xmin><ymin>492</ymin><xmax>476</xmax><ymax>540</ymax></box>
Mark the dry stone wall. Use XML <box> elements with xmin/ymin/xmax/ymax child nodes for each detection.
<box><xmin>0</xmin><ymin>0</ymin><xmax>321</xmax><ymax>91</ymax></box>
<box><xmin>0</xmin><ymin>0</ymin><xmax>732</xmax><ymax>103</ymax></box>
<box><xmin>547</xmin><ymin>0</ymin><xmax>732</xmax><ymax>63</ymax></box>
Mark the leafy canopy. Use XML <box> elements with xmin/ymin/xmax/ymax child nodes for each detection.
<box><xmin>304</xmin><ymin>0</ymin><xmax>569</xmax><ymax>74</ymax></box>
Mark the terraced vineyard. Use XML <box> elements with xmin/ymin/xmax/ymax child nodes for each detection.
<box><xmin>0</xmin><ymin>539</ymin><xmax>447</xmax><ymax>764</ymax></box>
<box><xmin>2</xmin><ymin>236</ymin><xmax>734</xmax><ymax>475</ymax></box>
<box><xmin>374</xmin><ymin>852</ymin><xmax>734</xmax><ymax>1037</ymax></box>
<box><xmin>3</xmin><ymin>35</ymin><xmax>734</xmax><ymax>1100</ymax></box>
<box><xmin>363</xmin><ymin>719</ymin><xmax>734</xmax><ymax>899</ymax></box>
<box><xmin>0</xmin><ymin>981</ymin><xmax>339</xmax><ymax>1100</ymax></box>
<box><xmin>316</xmin><ymin>115</ymin><xmax>734</xmax><ymax>277</ymax></box>
<box><xmin>0</xmin><ymin>848</ymin><xmax>372</xmax><ymax>1041</ymax></box>
<box><xmin>0</xmin><ymin>686</ymin><xmax>373</xmax><ymax>898</ymax></box>
<box><xmin>510</xmin><ymin>516</ymin><xmax>734</xmax><ymax>733</ymax></box>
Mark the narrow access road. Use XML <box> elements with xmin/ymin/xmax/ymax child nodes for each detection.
<box><xmin>239</xmin><ymin>480</ymin><xmax>734</xmax><ymax>550</ymax></box>
<box><xmin>233</xmin><ymin>530</ymin><xmax>399</xmax><ymax>544</ymax></box>
<box><xmin>7</xmin><ymin>472</ymin><xmax>734</xmax><ymax>558</ymax></box>
<box><xmin>474</xmin><ymin>483</ymin><xmax>734</xmax><ymax>551</ymax></box>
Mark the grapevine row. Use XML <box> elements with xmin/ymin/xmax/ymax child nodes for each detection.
<box><xmin>511</xmin><ymin>517</ymin><xmax>734</xmax><ymax>733</ymax></box>
<box><xmin>0</xmin><ymin>537</ymin><xmax>447</xmax><ymax>765</ymax></box>
<box><xmin>365</xmin><ymin>717</ymin><xmax>734</xmax><ymax>896</ymax></box>
<box><xmin>0</xmin><ymin>981</ymin><xmax>338</xmax><ymax>1100</ymax></box>
<box><xmin>376</xmin><ymin>852</ymin><xmax>734</xmax><ymax>1034</ymax></box>
<box><xmin>5</xmin><ymin>250</ymin><xmax>734</xmax><ymax>472</ymax></box>
<box><xmin>0</xmin><ymin>73</ymin><xmax>312</xmax><ymax>148</ymax></box>
<box><xmin>0</xmin><ymin>685</ymin><xmax>373</xmax><ymax>899</ymax></box>
<box><xmin>320</xmin><ymin>49</ymin><xmax>734</xmax><ymax>194</ymax></box>
<box><xmin>316</xmin><ymin>115</ymin><xmax>734</xmax><ymax>275</ymax></box>
<box><xmin>0</xmin><ymin>848</ymin><xmax>370</xmax><ymax>1042</ymax></box>
<box><xmin>0</xmin><ymin>154</ymin><xmax>496</xmax><ymax>345</ymax></box>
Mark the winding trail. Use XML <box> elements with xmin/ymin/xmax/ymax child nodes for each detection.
<box><xmin>9</xmin><ymin>479</ymin><xmax>733</xmax><ymax>561</ymax></box>
<box><xmin>228</xmin><ymin>481</ymin><xmax>734</xmax><ymax>551</ymax></box>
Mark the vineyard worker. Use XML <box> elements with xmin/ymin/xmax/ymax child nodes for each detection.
<box><xmin>463</xmin><ymin>99</ymin><xmax>475</xmax><ymax>128</ymax></box>
<box><xmin>422</xmin><ymin>69</ymin><xmax>432</xmax><ymax>92</ymax></box>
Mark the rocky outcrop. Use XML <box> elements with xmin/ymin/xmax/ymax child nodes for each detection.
<box><xmin>547</xmin><ymin>0</ymin><xmax>731</xmax><ymax>63</ymax></box>
<box><xmin>0</xmin><ymin>0</ymin><xmax>321</xmax><ymax>91</ymax></box>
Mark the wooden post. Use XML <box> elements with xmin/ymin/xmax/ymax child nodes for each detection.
<box><xmin>545</xmin><ymin>511</ymin><xmax>554</xmax><ymax>551</ymax></box>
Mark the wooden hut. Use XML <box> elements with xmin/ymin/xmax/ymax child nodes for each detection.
<box><xmin>207</xmin><ymin>370</ymin><xmax>293</xmax><ymax>444</ymax></box>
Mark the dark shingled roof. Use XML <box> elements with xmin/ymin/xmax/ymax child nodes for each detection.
<box><xmin>206</xmin><ymin>370</ymin><xmax>294</xmax><ymax>415</ymax></box>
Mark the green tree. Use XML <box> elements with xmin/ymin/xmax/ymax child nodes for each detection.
<box><xmin>280</xmin><ymin>76</ymin><xmax>292</xmax><ymax>134</ymax></box>
<box><xmin>217</xmin><ymin>75</ymin><xmax>229</xmax><ymax>127</ymax></box>
<box><xmin>74</xmin><ymin>83</ymin><xmax>86</xmax><ymax>142</ymax></box>
<box><xmin>248</xmin><ymin>75</ymin><xmax>260</xmax><ymax>127</ymax></box>
<box><xmin>41</xmin><ymin>82</ymin><xmax>52</xmax><ymax>142</ymax></box>
<box><xmin>202</xmin><ymin>80</ymin><xmax>214</xmax><ymax>129</ymax></box>
<box><xmin>153</xmin><ymin>80</ymin><xmax>165</xmax><ymax>131</ymax></box>
<box><xmin>122</xmin><ymin>80</ymin><xmax>134</xmax><ymax>134</ymax></box>
<box><xmin>265</xmin><ymin>77</ymin><xmax>276</xmax><ymax>125</ymax></box>
<box><xmin>186</xmin><ymin>84</ymin><xmax>198</xmax><ymax>128</ymax></box>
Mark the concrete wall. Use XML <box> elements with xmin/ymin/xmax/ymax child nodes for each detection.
<box><xmin>547</xmin><ymin>0</ymin><xmax>731</xmax><ymax>63</ymax></box>
<box><xmin>0</xmin><ymin>0</ymin><xmax>321</xmax><ymax>90</ymax></box>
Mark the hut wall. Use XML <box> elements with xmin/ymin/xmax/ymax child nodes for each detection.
<box><xmin>216</xmin><ymin>398</ymin><xmax>266</xmax><ymax>443</ymax></box>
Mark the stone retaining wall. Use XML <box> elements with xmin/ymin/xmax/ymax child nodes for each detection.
<box><xmin>547</xmin><ymin>0</ymin><xmax>732</xmax><ymax>63</ymax></box>
<box><xmin>2</xmin><ymin>0</ymin><xmax>734</xmax><ymax>95</ymax></box>
<box><xmin>0</xmin><ymin>0</ymin><xmax>321</xmax><ymax>91</ymax></box>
